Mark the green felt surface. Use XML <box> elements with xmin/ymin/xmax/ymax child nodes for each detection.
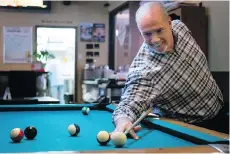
<box><xmin>0</xmin><ymin>109</ymin><xmax>195</xmax><ymax>153</ymax></box>
<box><xmin>107</xmin><ymin>104</ymin><xmax>227</xmax><ymax>143</ymax></box>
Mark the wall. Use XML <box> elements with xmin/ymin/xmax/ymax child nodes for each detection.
<box><xmin>0</xmin><ymin>1</ymin><xmax>109</xmax><ymax>102</ymax></box>
<box><xmin>201</xmin><ymin>1</ymin><xmax>229</xmax><ymax>71</ymax></box>
<box><xmin>129</xmin><ymin>2</ymin><xmax>143</xmax><ymax>64</ymax></box>
<box><xmin>108</xmin><ymin>1</ymin><xmax>127</xmax><ymax>12</ymax></box>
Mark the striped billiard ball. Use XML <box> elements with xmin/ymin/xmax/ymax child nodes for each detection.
<box><xmin>82</xmin><ymin>107</ymin><xmax>90</xmax><ymax>115</ymax></box>
<box><xmin>10</xmin><ymin>128</ymin><xmax>24</xmax><ymax>142</ymax></box>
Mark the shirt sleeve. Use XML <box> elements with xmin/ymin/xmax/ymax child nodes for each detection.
<box><xmin>112</xmin><ymin>68</ymin><xmax>161</xmax><ymax>123</ymax></box>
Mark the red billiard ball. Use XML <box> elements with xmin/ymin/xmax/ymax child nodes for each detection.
<box><xmin>10</xmin><ymin>128</ymin><xmax>24</xmax><ymax>142</ymax></box>
<box><xmin>24</xmin><ymin>126</ymin><xmax>37</xmax><ymax>140</ymax></box>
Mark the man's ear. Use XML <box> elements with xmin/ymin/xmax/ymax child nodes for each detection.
<box><xmin>168</xmin><ymin>16</ymin><xmax>172</xmax><ymax>27</ymax></box>
<box><xmin>169</xmin><ymin>15</ymin><xmax>172</xmax><ymax>21</ymax></box>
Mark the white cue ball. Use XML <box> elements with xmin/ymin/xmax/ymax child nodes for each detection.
<box><xmin>110</xmin><ymin>132</ymin><xmax>127</xmax><ymax>147</ymax></box>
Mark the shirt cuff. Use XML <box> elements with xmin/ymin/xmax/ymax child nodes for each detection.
<box><xmin>113</xmin><ymin>115</ymin><xmax>134</xmax><ymax>124</ymax></box>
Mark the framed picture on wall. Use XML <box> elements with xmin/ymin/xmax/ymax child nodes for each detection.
<box><xmin>92</xmin><ymin>23</ymin><xmax>105</xmax><ymax>42</ymax></box>
<box><xmin>80</xmin><ymin>23</ymin><xmax>93</xmax><ymax>42</ymax></box>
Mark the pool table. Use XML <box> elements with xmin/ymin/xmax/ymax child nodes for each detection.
<box><xmin>0</xmin><ymin>103</ymin><xmax>228</xmax><ymax>153</ymax></box>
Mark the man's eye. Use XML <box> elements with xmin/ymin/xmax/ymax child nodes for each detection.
<box><xmin>144</xmin><ymin>33</ymin><xmax>151</xmax><ymax>36</ymax></box>
<box><xmin>156</xmin><ymin>29</ymin><xmax>163</xmax><ymax>33</ymax></box>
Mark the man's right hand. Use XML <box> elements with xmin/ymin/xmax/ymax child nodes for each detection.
<box><xmin>113</xmin><ymin>117</ymin><xmax>142</xmax><ymax>140</ymax></box>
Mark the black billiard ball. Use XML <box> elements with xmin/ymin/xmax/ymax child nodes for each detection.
<box><xmin>24</xmin><ymin>126</ymin><xmax>37</xmax><ymax>140</ymax></box>
<box><xmin>68</xmin><ymin>124</ymin><xmax>80</xmax><ymax>136</ymax></box>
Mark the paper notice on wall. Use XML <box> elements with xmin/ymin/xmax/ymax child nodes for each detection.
<box><xmin>3</xmin><ymin>26</ymin><xmax>33</xmax><ymax>63</ymax></box>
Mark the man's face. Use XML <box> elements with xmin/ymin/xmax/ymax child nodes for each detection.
<box><xmin>138</xmin><ymin>9</ymin><xmax>174</xmax><ymax>53</ymax></box>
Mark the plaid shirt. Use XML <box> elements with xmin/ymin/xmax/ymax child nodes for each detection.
<box><xmin>112</xmin><ymin>20</ymin><xmax>224</xmax><ymax>124</ymax></box>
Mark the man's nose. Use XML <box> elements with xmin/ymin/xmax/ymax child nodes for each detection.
<box><xmin>151</xmin><ymin>34</ymin><xmax>160</xmax><ymax>43</ymax></box>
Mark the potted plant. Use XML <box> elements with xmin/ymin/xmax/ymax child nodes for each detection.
<box><xmin>32</xmin><ymin>50</ymin><xmax>52</xmax><ymax>72</ymax></box>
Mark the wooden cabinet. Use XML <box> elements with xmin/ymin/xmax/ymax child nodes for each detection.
<box><xmin>168</xmin><ymin>5</ymin><xmax>208</xmax><ymax>59</ymax></box>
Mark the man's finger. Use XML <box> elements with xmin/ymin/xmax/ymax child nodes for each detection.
<box><xmin>133</xmin><ymin>125</ymin><xmax>142</xmax><ymax>132</ymax></box>
<box><xmin>128</xmin><ymin>129</ymin><xmax>139</xmax><ymax>140</ymax></box>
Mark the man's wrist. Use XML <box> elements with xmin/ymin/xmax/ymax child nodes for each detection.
<box><xmin>115</xmin><ymin>116</ymin><xmax>133</xmax><ymax>126</ymax></box>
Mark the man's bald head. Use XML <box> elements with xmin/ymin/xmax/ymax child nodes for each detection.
<box><xmin>136</xmin><ymin>2</ymin><xmax>174</xmax><ymax>54</ymax></box>
<box><xmin>135</xmin><ymin>2</ymin><xmax>169</xmax><ymax>26</ymax></box>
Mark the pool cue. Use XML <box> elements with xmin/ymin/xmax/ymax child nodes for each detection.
<box><xmin>124</xmin><ymin>105</ymin><xmax>153</xmax><ymax>135</ymax></box>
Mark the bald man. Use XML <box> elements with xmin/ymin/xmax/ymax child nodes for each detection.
<box><xmin>112</xmin><ymin>2</ymin><xmax>224</xmax><ymax>139</ymax></box>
